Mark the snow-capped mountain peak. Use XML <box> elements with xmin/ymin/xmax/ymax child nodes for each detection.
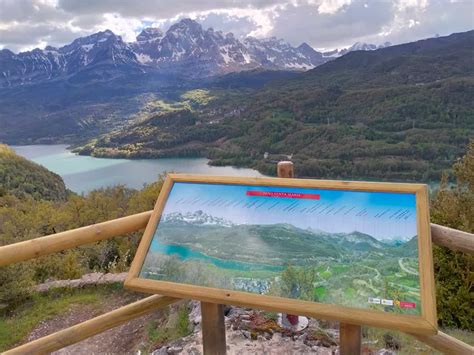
<box><xmin>349</xmin><ymin>42</ymin><xmax>377</xmax><ymax>51</ymax></box>
<box><xmin>163</xmin><ymin>210</ymin><xmax>234</xmax><ymax>228</ymax></box>
<box><xmin>322</xmin><ymin>41</ymin><xmax>392</xmax><ymax>58</ymax></box>
<box><xmin>0</xmin><ymin>18</ymin><xmax>393</xmax><ymax>87</ymax></box>
<box><xmin>0</xmin><ymin>29</ymin><xmax>142</xmax><ymax>87</ymax></box>
<box><xmin>129</xmin><ymin>18</ymin><xmax>328</xmax><ymax>75</ymax></box>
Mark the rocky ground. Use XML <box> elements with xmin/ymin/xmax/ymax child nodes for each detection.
<box><xmin>152</xmin><ymin>301</ymin><xmax>395</xmax><ymax>355</ymax></box>
<box><xmin>26</xmin><ymin>274</ymin><xmax>399</xmax><ymax>354</ymax></box>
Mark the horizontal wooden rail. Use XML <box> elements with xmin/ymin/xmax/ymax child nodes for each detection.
<box><xmin>1</xmin><ymin>210</ymin><xmax>472</xmax><ymax>269</ymax></box>
<box><xmin>0</xmin><ymin>211</ymin><xmax>152</xmax><ymax>267</ymax></box>
<box><xmin>431</xmin><ymin>223</ymin><xmax>474</xmax><ymax>254</ymax></box>
<box><xmin>4</xmin><ymin>294</ymin><xmax>179</xmax><ymax>354</ymax></box>
<box><xmin>411</xmin><ymin>331</ymin><xmax>474</xmax><ymax>355</ymax></box>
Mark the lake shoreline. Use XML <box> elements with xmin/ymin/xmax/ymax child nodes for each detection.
<box><xmin>12</xmin><ymin>144</ymin><xmax>444</xmax><ymax>192</ymax></box>
<box><xmin>12</xmin><ymin>144</ymin><xmax>263</xmax><ymax>194</ymax></box>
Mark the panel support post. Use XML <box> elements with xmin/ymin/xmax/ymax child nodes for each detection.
<box><xmin>277</xmin><ymin>161</ymin><xmax>294</xmax><ymax>178</ymax></box>
<box><xmin>201</xmin><ymin>302</ymin><xmax>226</xmax><ymax>355</ymax></box>
<box><xmin>340</xmin><ymin>323</ymin><xmax>361</xmax><ymax>355</ymax></box>
<box><xmin>277</xmin><ymin>161</ymin><xmax>301</xmax><ymax>330</ymax></box>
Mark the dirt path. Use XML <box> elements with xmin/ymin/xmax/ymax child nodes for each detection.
<box><xmin>25</xmin><ymin>291</ymin><xmax>167</xmax><ymax>354</ymax></box>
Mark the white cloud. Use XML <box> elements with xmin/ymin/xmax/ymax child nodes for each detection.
<box><xmin>317</xmin><ymin>0</ymin><xmax>353</xmax><ymax>14</ymax></box>
<box><xmin>0</xmin><ymin>0</ymin><xmax>472</xmax><ymax>53</ymax></box>
<box><xmin>270</xmin><ymin>1</ymin><xmax>394</xmax><ymax>48</ymax></box>
<box><xmin>100</xmin><ymin>13</ymin><xmax>143</xmax><ymax>42</ymax></box>
<box><xmin>396</xmin><ymin>0</ymin><xmax>429</xmax><ymax>11</ymax></box>
<box><xmin>376</xmin><ymin>0</ymin><xmax>473</xmax><ymax>45</ymax></box>
<box><xmin>193</xmin><ymin>6</ymin><xmax>282</xmax><ymax>38</ymax></box>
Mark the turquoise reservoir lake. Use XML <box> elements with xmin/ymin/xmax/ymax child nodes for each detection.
<box><xmin>151</xmin><ymin>241</ymin><xmax>284</xmax><ymax>272</ymax></box>
<box><xmin>12</xmin><ymin>144</ymin><xmax>262</xmax><ymax>194</ymax></box>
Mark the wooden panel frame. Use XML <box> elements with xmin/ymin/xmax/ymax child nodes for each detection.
<box><xmin>125</xmin><ymin>174</ymin><xmax>437</xmax><ymax>335</ymax></box>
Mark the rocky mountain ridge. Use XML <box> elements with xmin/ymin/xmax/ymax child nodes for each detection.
<box><xmin>0</xmin><ymin>18</ymin><xmax>389</xmax><ymax>87</ymax></box>
<box><xmin>0</xmin><ymin>30</ymin><xmax>141</xmax><ymax>87</ymax></box>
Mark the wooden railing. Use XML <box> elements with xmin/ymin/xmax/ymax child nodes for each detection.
<box><xmin>0</xmin><ymin>211</ymin><xmax>152</xmax><ymax>268</ymax></box>
<box><xmin>1</xmin><ymin>169</ymin><xmax>473</xmax><ymax>354</ymax></box>
<box><xmin>2</xmin><ymin>211</ymin><xmax>468</xmax><ymax>269</ymax></box>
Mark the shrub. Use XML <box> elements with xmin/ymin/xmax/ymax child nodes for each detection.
<box><xmin>431</xmin><ymin>141</ymin><xmax>473</xmax><ymax>330</ymax></box>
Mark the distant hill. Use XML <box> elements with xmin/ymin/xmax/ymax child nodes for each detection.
<box><xmin>291</xmin><ymin>30</ymin><xmax>474</xmax><ymax>89</ymax></box>
<box><xmin>0</xmin><ymin>145</ymin><xmax>67</xmax><ymax>200</ymax></box>
<box><xmin>78</xmin><ymin>31</ymin><xmax>474</xmax><ymax>182</ymax></box>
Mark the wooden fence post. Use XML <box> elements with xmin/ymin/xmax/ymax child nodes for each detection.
<box><xmin>340</xmin><ymin>323</ymin><xmax>362</xmax><ymax>355</ymax></box>
<box><xmin>277</xmin><ymin>161</ymin><xmax>294</xmax><ymax>178</ymax></box>
<box><xmin>201</xmin><ymin>302</ymin><xmax>227</xmax><ymax>355</ymax></box>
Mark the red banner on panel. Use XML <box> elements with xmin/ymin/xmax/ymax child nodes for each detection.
<box><xmin>399</xmin><ymin>301</ymin><xmax>417</xmax><ymax>309</ymax></box>
<box><xmin>246</xmin><ymin>190</ymin><xmax>320</xmax><ymax>200</ymax></box>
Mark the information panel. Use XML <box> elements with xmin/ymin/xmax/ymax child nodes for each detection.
<box><xmin>126</xmin><ymin>174</ymin><xmax>437</xmax><ymax>335</ymax></box>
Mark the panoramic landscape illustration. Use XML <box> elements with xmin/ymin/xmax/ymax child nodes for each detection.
<box><xmin>140</xmin><ymin>182</ymin><xmax>421</xmax><ymax>315</ymax></box>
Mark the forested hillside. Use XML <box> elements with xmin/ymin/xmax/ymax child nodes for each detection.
<box><xmin>293</xmin><ymin>30</ymin><xmax>473</xmax><ymax>89</ymax></box>
<box><xmin>0</xmin><ymin>145</ymin><xmax>67</xmax><ymax>200</ymax></box>
<box><xmin>78</xmin><ymin>31</ymin><xmax>474</xmax><ymax>182</ymax></box>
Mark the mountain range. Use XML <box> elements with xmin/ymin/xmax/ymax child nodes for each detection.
<box><xmin>158</xmin><ymin>210</ymin><xmax>418</xmax><ymax>265</ymax></box>
<box><xmin>0</xmin><ymin>18</ymin><xmax>389</xmax><ymax>87</ymax></box>
<box><xmin>0</xmin><ymin>25</ymin><xmax>472</xmax><ymax>183</ymax></box>
<box><xmin>163</xmin><ymin>210</ymin><xmax>413</xmax><ymax>247</ymax></box>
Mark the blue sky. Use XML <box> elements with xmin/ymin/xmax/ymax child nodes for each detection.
<box><xmin>161</xmin><ymin>182</ymin><xmax>418</xmax><ymax>241</ymax></box>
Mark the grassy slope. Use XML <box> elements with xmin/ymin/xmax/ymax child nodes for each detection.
<box><xmin>0</xmin><ymin>287</ymin><xmax>102</xmax><ymax>351</ymax></box>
